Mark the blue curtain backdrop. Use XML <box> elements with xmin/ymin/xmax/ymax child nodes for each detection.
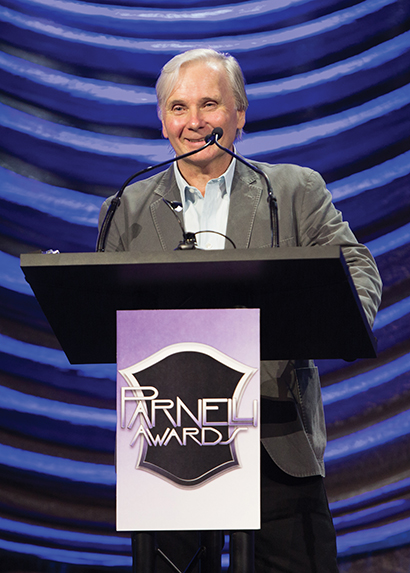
<box><xmin>0</xmin><ymin>0</ymin><xmax>410</xmax><ymax>570</ymax></box>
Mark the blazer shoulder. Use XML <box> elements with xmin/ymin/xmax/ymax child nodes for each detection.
<box><xmin>237</xmin><ymin>161</ymin><xmax>325</xmax><ymax>202</ymax></box>
<box><xmin>124</xmin><ymin>165</ymin><xmax>174</xmax><ymax>201</ymax></box>
<box><xmin>247</xmin><ymin>161</ymin><xmax>321</xmax><ymax>181</ymax></box>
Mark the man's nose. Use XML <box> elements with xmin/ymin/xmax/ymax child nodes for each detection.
<box><xmin>187</xmin><ymin>108</ymin><xmax>205</xmax><ymax>129</ymax></box>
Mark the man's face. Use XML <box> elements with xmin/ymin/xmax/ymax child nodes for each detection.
<box><xmin>161</xmin><ymin>60</ymin><xmax>246</xmax><ymax>174</ymax></box>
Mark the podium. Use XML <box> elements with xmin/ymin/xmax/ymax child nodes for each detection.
<box><xmin>20</xmin><ymin>247</ymin><xmax>376</xmax><ymax>572</ymax></box>
<box><xmin>20</xmin><ymin>246</ymin><xmax>376</xmax><ymax>364</ymax></box>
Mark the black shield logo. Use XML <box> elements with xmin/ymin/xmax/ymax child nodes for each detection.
<box><xmin>119</xmin><ymin>343</ymin><xmax>257</xmax><ymax>487</ymax></box>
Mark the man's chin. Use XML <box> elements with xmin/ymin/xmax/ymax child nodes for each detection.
<box><xmin>180</xmin><ymin>146</ymin><xmax>214</xmax><ymax>161</ymax></box>
<box><xmin>179</xmin><ymin>149</ymin><xmax>231</xmax><ymax>174</ymax></box>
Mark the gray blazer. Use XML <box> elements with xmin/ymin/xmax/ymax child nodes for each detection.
<box><xmin>99</xmin><ymin>160</ymin><xmax>382</xmax><ymax>477</ymax></box>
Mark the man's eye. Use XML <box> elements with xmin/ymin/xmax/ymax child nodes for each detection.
<box><xmin>173</xmin><ymin>105</ymin><xmax>184</xmax><ymax>113</ymax></box>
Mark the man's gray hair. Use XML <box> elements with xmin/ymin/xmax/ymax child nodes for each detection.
<box><xmin>156</xmin><ymin>49</ymin><xmax>248</xmax><ymax>137</ymax></box>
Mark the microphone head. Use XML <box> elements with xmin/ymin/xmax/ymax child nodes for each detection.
<box><xmin>212</xmin><ymin>127</ymin><xmax>223</xmax><ymax>140</ymax></box>
<box><xmin>205</xmin><ymin>127</ymin><xmax>224</xmax><ymax>144</ymax></box>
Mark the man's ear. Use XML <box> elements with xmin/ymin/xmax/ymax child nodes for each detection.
<box><xmin>237</xmin><ymin>109</ymin><xmax>246</xmax><ymax>130</ymax></box>
<box><xmin>162</xmin><ymin>121</ymin><xmax>169</xmax><ymax>140</ymax></box>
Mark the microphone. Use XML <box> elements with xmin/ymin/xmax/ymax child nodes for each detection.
<box><xmin>96</xmin><ymin>136</ymin><xmax>218</xmax><ymax>252</ymax></box>
<box><xmin>205</xmin><ymin>127</ymin><xmax>223</xmax><ymax>144</ymax></box>
<box><xmin>206</xmin><ymin>128</ymin><xmax>279</xmax><ymax>248</ymax></box>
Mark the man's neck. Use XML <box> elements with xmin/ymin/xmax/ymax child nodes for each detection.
<box><xmin>177</xmin><ymin>155</ymin><xmax>233</xmax><ymax>196</ymax></box>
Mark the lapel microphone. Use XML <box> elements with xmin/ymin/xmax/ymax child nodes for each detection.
<box><xmin>205</xmin><ymin>128</ymin><xmax>279</xmax><ymax>248</ymax></box>
<box><xmin>162</xmin><ymin>200</ymin><xmax>197</xmax><ymax>250</ymax></box>
<box><xmin>163</xmin><ymin>200</ymin><xmax>236</xmax><ymax>251</ymax></box>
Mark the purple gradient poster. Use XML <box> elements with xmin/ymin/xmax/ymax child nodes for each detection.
<box><xmin>116</xmin><ymin>308</ymin><xmax>260</xmax><ymax>532</ymax></box>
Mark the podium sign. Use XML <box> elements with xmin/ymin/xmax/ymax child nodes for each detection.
<box><xmin>116</xmin><ymin>308</ymin><xmax>260</xmax><ymax>532</ymax></box>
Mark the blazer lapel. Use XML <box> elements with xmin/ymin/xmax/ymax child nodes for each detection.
<box><xmin>226</xmin><ymin>160</ymin><xmax>265</xmax><ymax>249</ymax></box>
<box><xmin>150</xmin><ymin>167</ymin><xmax>185</xmax><ymax>251</ymax></box>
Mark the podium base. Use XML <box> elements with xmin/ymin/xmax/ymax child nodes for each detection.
<box><xmin>131</xmin><ymin>530</ymin><xmax>253</xmax><ymax>573</ymax></box>
<box><xmin>230</xmin><ymin>531</ymin><xmax>255</xmax><ymax>573</ymax></box>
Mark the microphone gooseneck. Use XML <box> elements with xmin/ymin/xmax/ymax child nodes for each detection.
<box><xmin>207</xmin><ymin>128</ymin><xmax>279</xmax><ymax>248</ymax></box>
<box><xmin>96</xmin><ymin>136</ymin><xmax>217</xmax><ymax>252</ymax></box>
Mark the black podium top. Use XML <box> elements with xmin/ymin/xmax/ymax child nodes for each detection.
<box><xmin>20</xmin><ymin>247</ymin><xmax>376</xmax><ymax>364</ymax></box>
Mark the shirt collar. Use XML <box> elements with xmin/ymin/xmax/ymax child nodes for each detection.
<box><xmin>174</xmin><ymin>154</ymin><xmax>237</xmax><ymax>207</ymax></box>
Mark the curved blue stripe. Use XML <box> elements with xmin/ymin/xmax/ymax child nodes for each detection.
<box><xmin>0</xmin><ymin>51</ymin><xmax>157</xmax><ymax>126</ymax></box>
<box><xmin>0</xmin><ymin>167</ymin><xmax>101</xmax><ymax>226</ymax></box>
<box><xmin>322</xmin><ymin>353</ymin><xmax>410</xmax><ymax>405</ymax></box>
<box><xmin>0</xmin><ymin>0</ymin><xmax>332</xmax><ymax>37</ymax></box>
<box><xmin>247</xmin><ymin>31</ymin><xmax>410</xmax><ymax>121</ymax></box>
<box><xmin>329</xmin><ymin>477</ymin><xmax>410</xmax><ymax>512</ymax></box>
<box><xmin>3</xmin><ymin>0</ymin><xmax>396</xmax><ymax>44</ymax></box>
<box><xmin>239</xmin><ymin>82</ymin><xmax>410</xmax><ymax>157</ymax></box>
<box><xmin>0</xmin><ymin>385</ymin><xmax>115</xmax><ymax>429</ymax></box>
<box><xmin>0</xmin><ymin>101</ymin><xmax>168</xmax><ymax>161</ymax></box>
<box><xmin>0</xmin><ymin>443</ymin><xmax>115</xmax><ymax>484</ymax></box>
<box><xmin>333</xmin><ymin>500</ymin><xmax>408</xmax><ymax>529</ymax></box>
<box><xmin>0</xmin><ymin>538</ymin><xmax>131</xmax><ymax>566</ymax></box>
<box><xmin>0</xmin><ymin>516</ymin><xmax>128</xmax><ymax>550</ymax></box>
<box><xmin>328</xmin><ymin>151</ymin><xmax>410</xmax><ymax>202</ymax></box>
<box><xmin>373</xmin><ymin>297</ymin><xmax>410</xmax><ymax>330</ymax></box>
<box><xmin>0</xmin><ymin>0</ymin><xmax>398</xmax><ymax>76</ymax></box>
<box><xmin>365</xmin><ymin>222</ymin><xmax>410</xmax><ymax>257</ymax></box>
<box><xmin>0</xmin><ymin>49</ymin><xmax>154</xmax><ymax>103</ymax></box>
<box><xmin>0</xmin><ymin>333</ymin><xmax>116</xmax><ymax>379</ymax></box>
<box><xmin>248</xmin><ymin>30</ymin><xmax>410</xmax><ymax>99</ymax></box>
<box><xmin>15</xmin><ymin>0</ymin><xmax>347</xmax><ymax>7</ymax></box>
<box><xmin>0</xmin><ymin>251</ymin><xmax>32</xmax><ymax>295</ymax></box>
<box><xmin>325</xmin><ymin>409</ymin><xmax>410</xmax><ymax>462</ymax></box>
<box><xmin>336</xmin><ymin>515</ymin><xmax>410</xmax><ymax>557</ymax></box>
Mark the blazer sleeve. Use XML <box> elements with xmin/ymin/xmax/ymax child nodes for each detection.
<box><xmin>296</xmin><ymin>168</ymin><xmax>382</xmax><ymax>327</ymax></box>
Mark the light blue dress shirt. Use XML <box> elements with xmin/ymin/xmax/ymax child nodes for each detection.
<box><xmin>174</xmin><ymin>157</ymin><xmax>236</xmax><ymax>250</ymax></box>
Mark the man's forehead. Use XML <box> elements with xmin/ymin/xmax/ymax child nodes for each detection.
<box><xmin>166</xmin><ymin>60</ymin><xmax>230</xmax><ymax>101</ymax></box>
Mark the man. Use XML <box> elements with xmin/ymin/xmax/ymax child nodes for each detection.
<box><xmin>99</xmin><ymin>49</ymin><xmax>382</xmax><ymax>572</ymax></box>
